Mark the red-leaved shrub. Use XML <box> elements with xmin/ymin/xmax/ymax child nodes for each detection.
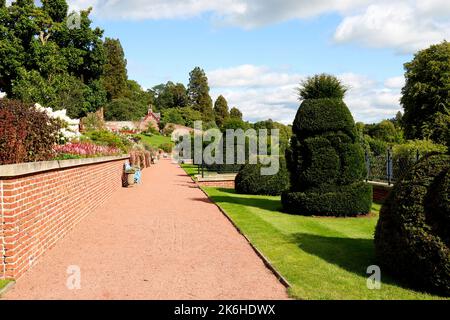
<box><xmin>0</xmin><ymin>100</ymin><xmax>62</xmax><ymax>165</ymax></box>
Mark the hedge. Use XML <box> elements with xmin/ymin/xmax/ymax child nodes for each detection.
<box><xmin>235</xmin><ymin>158</ymin><xmax>290</xmax><ymax>196</ymax></box>
<box><xmin>281</xmin><ymin>182</ymin><xmax>373</xmax><ymax>217</ymax></box>
<box><xmin>375</xmin><ymin>153</ymin><xmax>450</xmax><ymax>296</ymax></box>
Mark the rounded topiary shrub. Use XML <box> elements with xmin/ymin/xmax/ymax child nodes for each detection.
<box><xmin>375</xmin><ymin>154</ymin><xmax>450</xmax><ymax>296</ymax></box>
<box><xmin>282</xmin><ymin>75</ymin><xmax>372</xmax><ymax>216</ymax></box>
<box><xmin>235</xmin><ymin>158</ymin><xmax>290</xmax><ymax>196</ymax></box>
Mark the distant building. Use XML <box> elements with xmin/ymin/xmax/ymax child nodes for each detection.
<box><xmin>105</xmin><ymin>106</ymin><xmax>161</xmax><ymax>133</ymax></box>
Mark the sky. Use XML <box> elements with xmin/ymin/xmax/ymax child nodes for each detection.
<box><xmin>10</xmin><ymin>0</ymin><xmax>450</xmax><ymax>124</ymax></box>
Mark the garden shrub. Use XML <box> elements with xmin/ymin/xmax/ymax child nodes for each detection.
<box><xmin>235</xmin><ymin>158</ymin><xmax>290</xmax><ymax>196</ymax></box>
<box><xmin>375</xmin><ymin>153</ymin><xmax>450</xmax><ymax>296</ymax></box>
<box><xmin>282</xmin><ymin>77</ymin><xmax>372</xmax><ymax>217</ymax></box>
<box><xmin>0</xmin><ymin>99</ymin><xmax>62</xmax><ymax>164</ymax></box>
<box><xmin>392</xmin><ymin>139</ymin><xmax>448</xmax><ymax>180</ymax></box>
<box><xmin>159</xmin><ymin>142</ymin><xmax>173</xmax><ymax>153</ymax></box>
<box><xmin>84</xmin><ymin>130</ymin><xmax>130</xmax><ymax>153</ymax></box>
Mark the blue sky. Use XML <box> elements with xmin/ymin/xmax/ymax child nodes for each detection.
<box><xmin>59</xmin><ymin>1</ymin><xmax>450</xmax><ymax>123</ymax></box>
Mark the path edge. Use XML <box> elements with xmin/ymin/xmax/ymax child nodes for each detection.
<box><xmin>0</xmin><ymin>281</ymin><xmax>15</xmax><ymax>298</ymax></box>
<box><xmin>198</xmin><ymin>186</ymin><xmax>291</xmax><ymax>289</ymax></box>
<box><xmin>178</xmin><ymin>171</ymin><xmax>292</xmax><ymax>291</ymax></box>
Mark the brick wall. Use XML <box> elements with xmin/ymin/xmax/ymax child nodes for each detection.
<box><xmin>0</xmin><ymin>158</ymin><xmax>127</xmax><ymax>279</ymax></box>
<box><xmin>373</xmin><ymin>185</ymin><xmax>392</xmax><ymax>203</ymax></box>
<box><xmin>197</xmin><ymin>180</ymin><xmax>235</xmax><ymax>189</ymax></box>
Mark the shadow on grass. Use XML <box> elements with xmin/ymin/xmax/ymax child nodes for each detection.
<box><xmin>290</xmin><ymin>233</ymin><xmax>417</xmax><ymax>290</ymax></box>
<box><xmin>292</xmin><ymin>233</ymin><xmax>375</xmax><ymax>276</ymax></box>
<box><xmin>207</xmin><ymin>188</ymin><xmax>284</xmax><ymax>213</ymax></box>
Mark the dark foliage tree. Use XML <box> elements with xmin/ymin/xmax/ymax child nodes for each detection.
<box><xmin>214</xmin><ymin>95</ymin><xmax>229</xmax><ymax>128</ymax></box>
<box><xmin>229</xmin><ymin>107</ymin><xmax>243</xmax><ymax>120</ymax></box>
<box><xmin>102</xmin><ymin>38</ymin><xmax>128</xmax><ymax>100</ymax></box>
<box><xmin>0</xmin><ymin>0</ymin><xmax>107</xmax><ymax>118</ymax></box>
<box><xmin>401</xmin><ymin>41</ymin><xmax>450</xmax><ymax>145</ymax></box>
<box><xmin>104</xmin><ymin>98</ymin><xmax>146</xmax><ymax>121</ymax></box>
<box><xmin>187</xmin><ymin>67</ymin><xmax>213</xmax><ymax>122</ymax></box>
<box><xmin>152</xmin><ymin>81</ymin><xmax>188</xmax><ymax>110</ymax></box>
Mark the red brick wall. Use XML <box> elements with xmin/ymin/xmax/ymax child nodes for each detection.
<box><xmin>197</xmin><ymin>180</ymin><xmax>235</xmax><ymax>189</ymax></box>
<box><xmin>373</xmin><ymin>185</ymin><xmax>392</xmax><ymax>203</ymax></box>
<box><xmin>0</xmin><ymin>159</ymin><xmax>126</xmax><ymax>279</ymax></box>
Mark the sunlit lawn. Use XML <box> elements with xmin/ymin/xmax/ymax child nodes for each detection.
<box><xmin>0</xmin><ymin>280</ymin><xmax>10</xmax><ymax>293</ymax></box>
<box><xmin>180</xmin><ymin>164</ymin><xmax>198</xmax><ymax>179</ymax></box>
<box><xmin>138</xmin><ymin>134</ymin><xmax>173</xmax><ymax>148</ymax></box>
<box><xmin>203</xmin><ymin>187</ymin><xmax>447</xmax><ymax>300</ymax></box>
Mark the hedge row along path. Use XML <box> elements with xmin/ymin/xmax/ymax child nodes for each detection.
<box><xmin>4</xmin><ymin>159</ymin><xmax>287</xmax><ymax>300</ymax></box>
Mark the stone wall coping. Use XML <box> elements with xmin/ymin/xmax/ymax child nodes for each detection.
<box><xmin>367</xmin><ymin>180</ymin><xmax>393</xmax><ymax>189</ymax></box>
<box><xmin>196</xmin><ymin>174</ymin><xmax>237</xmax><ymax>182</ymax></box>
<box><xmin>0</xmin><ymin>155</ymin><xmax>130</xmax><ymax>178</ymax></box>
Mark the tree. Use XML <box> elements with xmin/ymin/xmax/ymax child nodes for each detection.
<box><xmin>152</xmin><ymin>81</ymin><xmax>188</xmax><ymax>110</ymax></box>
<box><xmin>42</xmin><ymin>0</ymin><xmax>68</xmax><ymax>23</ymax></box>
<box><xmin>0</xmin><ymin>0</ymin><xmax>107</xmax><ymax>118</ymax></box>
<box><xmin>282</xmin><ymin>74</ymin><xmax>372</xmax><ymax>216</ymax></box>
<box><xmin>187</xmin><ymin>67</ymin><xmax>213</xmax><ymax>122</ymax></box>
<box><xmin>104</xmin><ymin>98</ymin><xmax>146</xmax><ymax>121</ymax></box>
<box><xmin>401</xmin><ymin>41</ymin><xmax>450</xmax><ymax>145</ymax></box>
<box><xmin>214</xmin><ymin>95</ymin><xmax>229</xmax><ymax>128</ymax></box>
<box><xmin>365</xmin><ymin>119</ymin><xmax>403</xmax><ymax>143</ymax></box>
<box><xmin>230</xmin><ymin>107</ymin><xmax>243</xmax><ymax>120</ymax></box>
<box><xmin>102</xmin><ymin>38</ymin><xmax>128</xmax><ymax>100</ymax></box>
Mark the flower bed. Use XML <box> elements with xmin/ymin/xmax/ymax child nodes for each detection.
<box><xmin>53</xmin><ymin>142</ymin><xmax>122</xmax><ymax>159</ymax></box>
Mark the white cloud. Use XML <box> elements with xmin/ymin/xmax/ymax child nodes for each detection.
<box><xmin>66</xmin><ymin>1</ymin><xmax>450</xmax><ymax>53</ymax></box>
<box><xmin>208</xmin><ymin>65</ymin><xmax>402</xmax><ymax>124</ymax></box>
<box><xmin>208</xmin><ymin>65</ymin><xmax>302</xmax><ymax>88</ymax></box>
<box><xmin>334</xmin><ymin>1</ymin><xmax>450</xmax><ymax>53</ymax></box>
<box><xmin>384</xmin><ymin>76</ymin><xmax>405</xmax><ymax>89</ymax></box>
<box><xmin>68</xmin><ymin>0</ymin><xmax>370</xmax><ymax>25</ymax></box>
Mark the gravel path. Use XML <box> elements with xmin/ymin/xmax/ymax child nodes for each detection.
<box><xmin>4</xmin><ymin>159</ymin><xmax>288</xmax><ymax>300</ymax></box>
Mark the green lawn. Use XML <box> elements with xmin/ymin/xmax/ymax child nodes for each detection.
<box><xmin>180</xmin><ymin>164</ymin><xmax>199</xmax><ymax>179</ymax></box>
<box><xmin>0</xmin><ymin>280</ymin><xmax>10</xmax><ymax>292</ymax></box>
<box><xmin>203</xmin><ymin>187</ymin><xmax>446</xmax><ymax>300</ymax></box>
<box><xmin>138</xmin><ymin>134</ymin><xmax>173</xmax><ymax>148</ymax></box>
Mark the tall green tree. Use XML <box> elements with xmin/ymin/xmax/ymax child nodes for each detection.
<box><xmin>214</xmin><ymin>95</ymin><xmax>229</xmax><ymax>128</ymax></box>
<box><xmin>102</xmin><ymin>38</ymin><xmax>128</xmax><ymax>100</ymax></box>
<box><xmin>401</xmin><ymin>41</ymin><xmax>450</xmax><ymax>145</ymax></box>
<box><xmin>0</xmin><ymin>0</ymin><xmax>107</xmax><ymax>118</ymax></box>
<box><xmin>187</xmin><ymin>67</ymin><xmax>213</xmax><ymax>122</ymax></box>
<box><xmin>230</xmin><ymin>107</ymin><xmax>243</xmax><ymax>120</ymax></box>
<box><xmin>152</xmin><ymin>81</ymin><xmax>188</xmax><ymax>110</ymax></box>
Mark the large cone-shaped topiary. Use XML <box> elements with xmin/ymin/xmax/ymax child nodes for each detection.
<box><xmin>282</xmin><ymin>74</ymin><xmax>372</xmax><ymax>216</ymax></box>
<box><xmin>375</xmin><ymin>153</ymin><xmax>450</xmax><ymax>296</ymax></box>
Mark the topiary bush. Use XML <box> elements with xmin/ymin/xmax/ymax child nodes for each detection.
<box><xmin>375</xmin><ymin>153</ymin><xmax>450</xmax><ymax>296</ymax></box>
<box><xmin>282</xmin><ymin>76</ymin><xmax>372</xmax><ymax>216</ymax></box>
<box><xmin>235</xmin><ymin>158</ymin><xmax>290</xmax><ymax>196</ymax></box>
<box><xmin>0</xmin><ymin>99</ymin><xmax>62</xmax><ymax>164</ymax></box>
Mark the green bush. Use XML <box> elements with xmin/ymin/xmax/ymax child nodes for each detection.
<box><xmin>84</xmin><ymin>130</ymin><xmax>130</xmax><ymax>153</ymax></box>
<box><xmin>284</xmin><ymin>76</ymin><xmax>371</xmax><ymax>217</ymax></box>
<box><xmin>392</xmin><ymin>139</ymin><xmax>448</xmax><ymax>180</ymax></box>
<box><xmin>159</xmin><ymin>142</ymin><xmax>173</xmax><ymax>153</ymax></box>
<box><xmin>375</xmin><ymin>154</ymin><xmax>450</xmax><ymax>296</ymax></box>
<box><xmin>235</xmin><ymin>158</ymin><xmax>290</xmax><ymax>196</ymax></box>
